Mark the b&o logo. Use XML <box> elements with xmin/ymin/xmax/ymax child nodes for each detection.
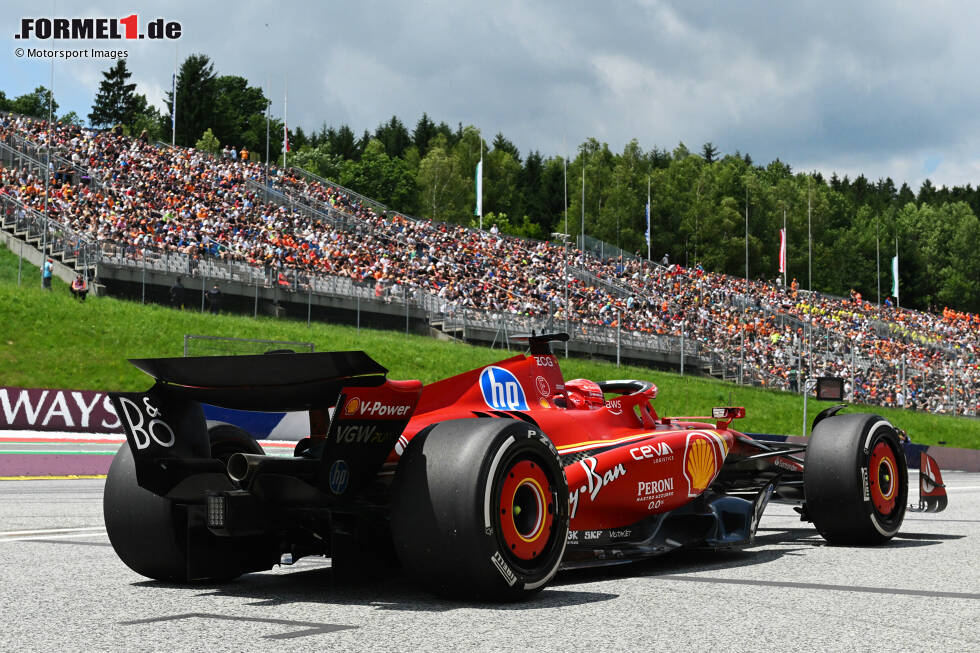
<box><xmin>117</xmin><ymin>396</ymin><xmax>175</xmax><ymax>450</ymax></box>
<box><xmin>479</xmin><ymin>366</ymin><xmax>528</xmax><ymax>411</ymax></box>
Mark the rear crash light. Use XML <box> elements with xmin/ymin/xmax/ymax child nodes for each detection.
<box><xmin>207</xmin><ymin>494</ymin><xmax>226</xmax><ymax>529</ymax></box>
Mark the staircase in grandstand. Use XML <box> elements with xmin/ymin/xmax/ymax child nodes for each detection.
<box><xmin>0</xmin><ymin>142</ymin><xmax>99</xmax><ymax>278</ymax></box>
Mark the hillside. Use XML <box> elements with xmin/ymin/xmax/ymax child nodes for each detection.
<box><xmin>0</xmin><ymin>241</ymin><xmax>976</xmax><ymax>448</ymax></box>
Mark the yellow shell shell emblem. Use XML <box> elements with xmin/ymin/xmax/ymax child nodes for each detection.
<box><xmin>686</xmin><ymin>437</ymin><xmax>716</xmax><ymax>493</ymax></box>
<box><xmin>344</xmin><ymin>397</ymin><xmax>360</xmax><ymax>416</ymax></box>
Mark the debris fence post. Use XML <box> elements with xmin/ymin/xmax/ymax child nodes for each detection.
<box><xmin>616</xmin><ymin>311</ymin><xmax>621</xmax><ymax>368</ymax></box>
<box><xmin>680</xmin><ymin>321</ymin><xmax>685</xmax><ymax>376</ymax></box>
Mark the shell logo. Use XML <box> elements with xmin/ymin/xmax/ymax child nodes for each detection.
<box><xmin>344</xmin><ymin>397</ymin><xmax>360</xmax><ymax>416</ymax></box>
<box><xmin>684</xmin><ymin>432</ymin><xmax>728</xmax><ymax>497</ymax></box>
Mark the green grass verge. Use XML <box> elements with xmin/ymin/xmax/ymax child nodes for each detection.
<box><xmin>1</xmin><ymin>241</ymin><xmax>976</xmax><ymax>448</ymax></box>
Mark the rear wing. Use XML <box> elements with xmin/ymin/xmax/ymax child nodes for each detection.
<box><xmin>127</xmin><ymin>351</ymin><xmax>387</xmax><ymax>411</ymax></box>
<box><xmin>108</xmin><ymin>351</ymin><xmax>418</xmax><ymax>498</ymax></box>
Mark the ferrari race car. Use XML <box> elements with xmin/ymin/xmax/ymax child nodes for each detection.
<box><xmin>103</xmin><ymin>333</ymin><xmax>948</xmax><ymax>600</ymax></box>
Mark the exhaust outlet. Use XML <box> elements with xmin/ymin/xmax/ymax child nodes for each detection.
<box><xmin>226</xmin><ymin>452</ymin><xmax>318</xmax><ymax>485</ymax></box>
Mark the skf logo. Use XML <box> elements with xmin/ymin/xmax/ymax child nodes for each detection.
<box><xmin>344</xmin><ymin>397</ymin><xmax>361</xmax><ymax>416</ymax></box>
<box><xmin>479</xmin><ymin>366</ymin><xmax>528</xmax><ymax>411</ymax></box>
<box><xmin>684</xmin><ymin>432</ymin><xmax>728</xmax><ymax>497</ymax></box>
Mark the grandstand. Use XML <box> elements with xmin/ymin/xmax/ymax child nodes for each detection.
<box><xmin>0</xmin><ymin>110</ymin><xmax>977</xmax><ymax>418</ymax></box>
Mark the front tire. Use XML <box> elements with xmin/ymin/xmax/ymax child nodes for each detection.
<box><xmin>391</xmin><ymin>419</ymin><xmax>569</xmax><ymax>600</ymax></box>
<box><xmin>804</xmin><ymin>413</ymin><xmax>908</xmax><ymax>544</ymax></box>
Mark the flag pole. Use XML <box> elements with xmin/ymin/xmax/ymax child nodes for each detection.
<box><xmin>264</xmin><ymin>73</ymin><xmax>270</xmax><ymax>184</ymax></box>
<box><xmin>876</xmin><ymin>214</ymin><xmax>880</xmax><ymax>307</ymax></box>
<box><xmin>282</xmin><ymin>75</ymin><xmax>288</xmax><ymax>169</ymax></box>
<box><xmin>646</xmin><ymin>176</ymin><xmax>651</xmax><ymax>261</ymax></box>
<box><xmin>477</xmin><ymin>136</ymin><xmax>483</xmax><ymax>230</ymax></box>
<box><xmin>563</xmin><ymin>136</ymin><xmax>568</xmax><ymax>236</ymax></box>
<box><xmin>745</xmin><ymin>184</ymin><xmax>749</xmax><ymax>291</ymax></box>
<box><xmin>171</xmin><ymin>44</ymin><xmax>177</xmax><ymax>147</ymax></box>
<box><xmin>782</xmin><ymin>206</ymin><xmax>787</xmax><ymax>287</ymax></box>
<box><xmin>894</xmin><ymin>236</ymin><xmax>899</xmax><ymax>309</ymax></box>
<box><xmin>807</xmin><ymin>177</ymin><xmax>812</xmax><ymax>292</ymax></box>
<box><xmin>581</xmin><ymin>155</ymin><xmax>585</xmax><ymax>246</ymax></box>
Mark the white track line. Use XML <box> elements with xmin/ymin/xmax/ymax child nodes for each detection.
<box><xmin>0</xmin><ymin>526</ymin><xmax>105</xmax><ymax>536</ymax></box>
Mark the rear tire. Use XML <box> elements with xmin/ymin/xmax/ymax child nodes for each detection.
<box><xmin>103</xmin><ymin>443</ymin><xmax>196</xmax><ymax>581</ymax></box>
<box><xmin>103</xmin><ymin>426</ymin><xmax>266</xmax><ymax>581</ymax></box>
<box><xmin>391</xmin><ymin>419</ymin><xmax>568</xmax><ymax>600</ymax></box>
<box><xmin>208</xmin><ymin>424</ymin><xmax>264</xmax><ymax>464</ymax></box>
<box><xmin>804</xmin><ymin>413</ymin><xmax>908</xmax><ymax>544</ymax></box>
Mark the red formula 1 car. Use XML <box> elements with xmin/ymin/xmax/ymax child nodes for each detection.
<box><xmin>104</xmin><ymin>333</ymin><xmax>947</xmax><ymax>600</ymax></box>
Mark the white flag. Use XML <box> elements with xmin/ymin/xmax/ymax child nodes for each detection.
<box><xmin>474</xmin><ymin>159</ymin><xmax>483</xmax><ymax>217</ymax></box>
<box><xmin>892</xmin><ymin>254</ymin><xmax>899</xmax><ymax>300</ymax></box>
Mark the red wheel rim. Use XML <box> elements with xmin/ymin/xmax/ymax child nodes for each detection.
<box><xmin>498</xmin><ymin>459</ymin><xmax>554</xmax><ymax>560</ymax></box>
<box><xmin>869</xmin><ymin>441</ymin><xmax>898</xmax><ymax>515</ymax></box>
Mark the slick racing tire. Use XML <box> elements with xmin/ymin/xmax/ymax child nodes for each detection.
<box><xmin>103</xmin><ymin>443</ymin><xmax>197</xmax><ymax>581</ymax></box>
<box><xmin>391</xmin><ymin>419</ymin><xmax>569</xmax><ymax>601</ymax></box>
<box><xmin>103</xmin><ymin>428</ymin><xmax>265</xmax><ymax>582</ymax></box>
<box><xmin>804</xmin><ymin>413</ymin><xmax>908</xmax><ymax>544</ymax></box>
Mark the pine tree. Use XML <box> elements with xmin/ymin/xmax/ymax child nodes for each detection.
<box><xmin>89</xmin><ymin>60</ymin><xmax>147</xmax><ymax>128</ymax></box>
<box><xmin>701</xmin><ymin>142</ymin><xmax>718</xmax><ymax>163</ymax></box>
<box><xmin>412</xmin><ymin>113</ymin><xmax>437</xmax><ymax>156</ymax></box>
<box><xmin>164</xmin><ymin>54</ymin><xmax>218</xmax><ymax>147</ymax></box>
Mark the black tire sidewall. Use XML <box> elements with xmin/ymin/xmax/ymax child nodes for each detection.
<box><xmin>804</xmin><ymin>413</ymin><xmax>908</xmax><ymax>544</ymax></box>
<box><xmin>103</xmin><ymin>425</ymin><xmax>263</xmax><ymax>581</ymax></box>
<box><xmin>391</xmin><ymin>419</ymin><xmax>569</xmax><ymax>599</ymax></box>
<box><xmin>103</xmin><ymin>443</ymin><xmax>189</xmax><ymax>580</ymax></box>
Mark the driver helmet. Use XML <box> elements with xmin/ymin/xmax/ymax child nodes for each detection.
<box><xmin>564</xmin><ymin>378</ymin><xmax>604</xmax><ymax>410</ymax></box>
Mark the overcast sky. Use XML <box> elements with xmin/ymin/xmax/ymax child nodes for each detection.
<box><xmin>4</xmin><ymin>1</ymin><xmax>979</xmax><ymax>190</ymax></box>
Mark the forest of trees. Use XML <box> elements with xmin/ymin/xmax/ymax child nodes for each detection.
<box><xmin>2</xmin><ymin>55</ymin><xmax>978</xmax><ymax>313</ymax></box>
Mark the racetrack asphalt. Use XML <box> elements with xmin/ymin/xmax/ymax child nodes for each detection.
<box><xmin>0</xmin><ymin>474</ymin><xmax>977</xmax><ymax>651</ymax></box>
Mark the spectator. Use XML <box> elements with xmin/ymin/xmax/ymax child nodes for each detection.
<box><xmin>42</xmin><ymin>257</ymin><xmax>53</xmax><ymax>290</ymax></box>
<box><xmin>70</xmin><ymin>274</ymin><xmax>88</xmax><ymax>301</ymax></box>
<box><xmin>170</xmin><ymin>276</ymin><xmax>185</xmax><ymax>309</ymax></box>
<box><xmin>207</xmin><ymin>283</ymin><xmax>222</xmax><ymax>313</ymax></box>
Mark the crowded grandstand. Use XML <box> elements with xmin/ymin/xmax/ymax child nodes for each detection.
<box><xmin>1</xmin><ymin>112</ymin><xmax>977</xmax><ymax>418</ymax></box>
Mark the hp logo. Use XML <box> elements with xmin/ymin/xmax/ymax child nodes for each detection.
<box><xmin>479</xmin><ymin>366</ymin><xmax>528</xmax><ymax>411</ymax></box>
<box><xmin>328</xmin><ymin>459</ymin><xmax>350</xmax><ymax>495</ymax></box>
